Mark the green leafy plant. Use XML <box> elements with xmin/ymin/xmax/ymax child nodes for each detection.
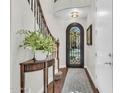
<box><xmin>18</xmin><ymin>30</ymin><xmax>55</xmax><ymax>54</ymax></box>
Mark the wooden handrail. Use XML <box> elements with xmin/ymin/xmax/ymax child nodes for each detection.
<box><xmin>44</xmin><ymin>59</ymin><xmax>55</xmax><ymax>93</ymax></box>
<box><xmin>37</xmin><ymin>0</ymin><xmax>54</xmax><ymax>39</ymax></box>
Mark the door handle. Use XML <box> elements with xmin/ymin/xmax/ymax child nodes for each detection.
<box><xmin>104</xmin><ymin>62</ymin><xmax>112</xmax><ymax>66</ymax></box>
<box><xmin>108</xmin><ymin>53</ymin><xmax>113</xmax><ymax>58</ymax></box>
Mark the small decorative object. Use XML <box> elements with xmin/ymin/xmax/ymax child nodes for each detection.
<box><xmin>18</xmin><ymin>30</ymin><xmax>55</xmax><ymax>61</ymax></box>
<box><xmin>86</xmin><ymin>24</ymin><xmax>92</xmax><ymax>45</ymax></box>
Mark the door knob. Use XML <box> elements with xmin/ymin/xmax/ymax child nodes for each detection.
<box><xmin>108</xmin><ymin>53</ymin><xmax>112</xmax><ymax>58</ymax></box>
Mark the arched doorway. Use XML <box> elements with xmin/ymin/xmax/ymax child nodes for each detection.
<box><xmin>66</xmin><ymin>23</ymin><xmax>84</xmax><ymax>68</ymax></box>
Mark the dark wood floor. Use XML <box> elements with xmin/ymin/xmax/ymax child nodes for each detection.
<box><xmin>48</xmin><ymin>68</ymin><xmax>68</xmax><ymax>93</ymax></box>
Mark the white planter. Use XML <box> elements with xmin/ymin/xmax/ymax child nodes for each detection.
<box><xmin>35</xmin><ymin>50</ymin><xmax>47</xmax><ymax>61</ymax></box>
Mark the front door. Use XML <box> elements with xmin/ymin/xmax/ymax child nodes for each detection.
<box><xmin>66</xmin><ymin>23</ymin><xmax>84</xmax><ymax>68</ymax></box>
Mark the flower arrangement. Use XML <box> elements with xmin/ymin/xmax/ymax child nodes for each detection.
<box><xmin>18</xmin><ymin>29</ymin><xmax>55</xmax><ymax>60</ymax></box>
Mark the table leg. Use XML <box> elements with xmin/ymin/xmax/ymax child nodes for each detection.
<box><xmin>53</xmin><ymin>63</ymin><xmax>55</xmax><ymax>93</ymax></box>
<box><xmin>43</xmin><ymin>67</ymin><xmax>45</xmax><ymax>93</ymax></box>
<box><xmin>20</xmin><ymin>65</ymin><xmax>25</xmax><ymax>93</ymax></box>
<box><xmin>44</xmin><ymin>62</ymin><xmax>48</xmax><ymax>93</ymax></box>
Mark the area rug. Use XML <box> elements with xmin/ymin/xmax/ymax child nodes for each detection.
<box><xmin>62</xmin><ymin>68</ymin><xmax>93</xmax><ymax>93</ymax></box>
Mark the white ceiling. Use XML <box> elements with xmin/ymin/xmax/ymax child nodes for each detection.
<box><xmin>54</xmin><ymin>0</ymin><xmax>91</xmax><ymax>18</ymax></box>
<box><xmin>54</xmin><ymin>7</ymin><xmax>90</xmax><ymax>19</ymax></box>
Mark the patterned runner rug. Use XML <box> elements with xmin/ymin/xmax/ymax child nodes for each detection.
<box><xmin>62</xmin><ymin>68</ymin><xmax>93</xmax><ymax>93</ymax></box>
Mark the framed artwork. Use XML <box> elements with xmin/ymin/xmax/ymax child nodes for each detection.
<box><xmin>86</xmin><ymin>24</ymin><xmax>92</xmax><ymax>45</ymax></box>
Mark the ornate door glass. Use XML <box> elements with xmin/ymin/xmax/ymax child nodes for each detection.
<box><xmin>69</xmin><ymin>27</ymin><xmax>80</xmax><ymax>65</ymax></box>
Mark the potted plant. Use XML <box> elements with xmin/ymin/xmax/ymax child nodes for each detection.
<box><xmin>18</xmin><ymin>30</ymin><xmax>55</xmax><ymax>61</ymax></box>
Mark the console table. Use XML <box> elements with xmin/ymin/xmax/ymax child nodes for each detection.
<box><xmin>20</xmin><ymin>59</ymin><xmax>55</xmax><ymax>93</ymax></box>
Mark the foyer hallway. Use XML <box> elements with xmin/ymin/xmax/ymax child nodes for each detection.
<box><xmin>11</xmin><ymin>0</ymin><xmax>112</xmax><ymax>93</ymax></box>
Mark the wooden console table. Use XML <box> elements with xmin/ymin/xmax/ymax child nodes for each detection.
<box><xmin>20</xmin><ymin>59</ymin><xmax>55</xmax><ymax>93</ymax></box>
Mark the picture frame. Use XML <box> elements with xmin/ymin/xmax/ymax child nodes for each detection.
<box><xmin>86</xmin><ymin>24</ymin><xmax>92</xmax><ymax>45</ymax></box>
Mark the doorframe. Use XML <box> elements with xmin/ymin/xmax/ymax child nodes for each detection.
<box><xmin>66</xmin><ymin>22</ymin><xmax>84</xmax><ymax>68</ymax></box>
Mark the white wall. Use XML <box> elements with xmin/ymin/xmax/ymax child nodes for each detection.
<box><xmin>85</xmin><ymin>0</ymin><xmax>97</xmax><ymax>84</ymax></box>
<box><xmin>95</xmin><ymin>0</ymin><xmax>113</xmax><ymax>93</ymax></box>
<box><xmin>10</xmin><ymin>0</ymin><xmax>43</xmax><ymax>93</ymax></box>
<box><xmin>40</xmin><ymin>0</ymin><xmax>87</xmax><ymax>68</ymax></box>
<box><xmin>86</xmin><ymin>0</ymin><xmax>112</xmax><ymax>93</ymax></box>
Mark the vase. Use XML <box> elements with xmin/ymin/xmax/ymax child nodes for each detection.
<box><xmin>35</xmin><ymin>50</ymin><xmax>47</xmax><ymax>61</ymax></box>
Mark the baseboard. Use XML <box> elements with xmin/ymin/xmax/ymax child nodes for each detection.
<box><xmin>96</xmin><ymin>88</ymin><xmax>100</xmax><ymax>93</ymax></box>
<box><xmin>84</xmin><ymin>68</ymin><xmax>100</xmax><ymax>93</ymax></box>
<box><xmin>59</xmin><ymin>65</ymin><xmax>66</xmax><ymax>68</ymax></box>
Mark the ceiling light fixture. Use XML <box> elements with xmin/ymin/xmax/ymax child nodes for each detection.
<box><xmin>71</xmin><ymin>11</ymin><xmax>79</xmax><ymax>18</ymax></box>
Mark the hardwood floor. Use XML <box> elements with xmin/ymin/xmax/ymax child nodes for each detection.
<box><xmin>48</xmin><ymin>68</ymin><xmax>68</xmax><ymax>93</ymax></box>
<box><xmin>48</xmin><ymin>68</ymin><xmax>99</xmax><ymax>93</ymax></box>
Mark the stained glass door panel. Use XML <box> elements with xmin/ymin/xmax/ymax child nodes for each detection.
<box><xmin>66</xmin><ymin>23</ymin><xmax>84</xmax><ymax>68</ymax></box>
<box><xmin>69</xmin><ymin>27</ymin><xmax>80</xmax><ymax>65</ymax></box>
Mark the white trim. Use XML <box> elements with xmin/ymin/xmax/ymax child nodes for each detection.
<box><xmin>85</xmin><ymin>67</ymin><xmax>97</xmax><ymax>87</ymax></box>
